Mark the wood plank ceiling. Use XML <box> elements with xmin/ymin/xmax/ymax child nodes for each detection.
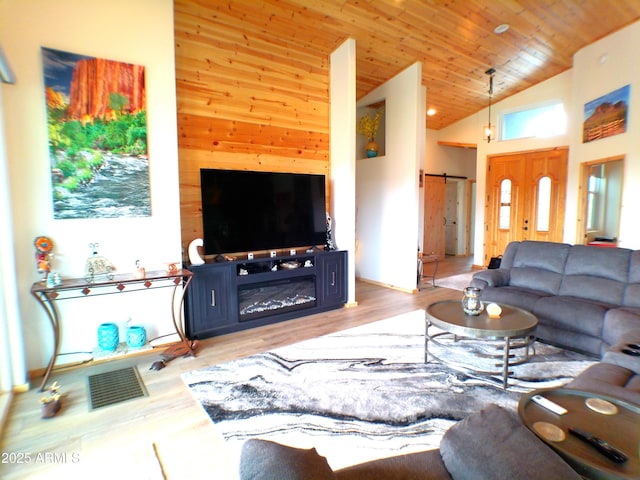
<box><xmin>174</xmin><ymin>1</ymin><xmax>640</xmax><ymax>248</ymax></box>
<box><xmin>177</xmin><ymin>0</ymin><xmax>640</xmax><ymax>131</ymax></box>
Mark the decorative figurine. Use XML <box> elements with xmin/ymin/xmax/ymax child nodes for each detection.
<box><xmin>165</xmin><ymin>262</ymin><xmax>178</xmax><ymax>273</ymax></box>
<box><xmin>134</xmin><ymin>259</ymin><xmax>146</xmax><ymax>279</ymax></box>
<box><xmin>40</xmin><ymin>381</ymin><xmax>62</xmax><ymax>419</ymax></box>
<box><xmin>486</xmin><ymin>303</ymin><xmax>502</xmax><ymax>318</ymax></box>
<box><xmin>85</xmin><ymin>243</ymin><xmax>115</xmax><ymax>283</ymax></box>
<box><xmin>325</xmin><ymin>214</ymin><xmax>336</xmax><ymax>251</ymax></box>
<box><xmin>34</xmin><ymin>236</ymin><xmax>54</xmax><ymax>282</ymax></box>
<box><xmin>46</xmin><ymin>271</ymin><xmax>62</xmax><ymax>288</ymax></box>
<box><xmin>188</xmin><ymin>238</ymin><xmax>205</xmax><ymax>265</ymax></box>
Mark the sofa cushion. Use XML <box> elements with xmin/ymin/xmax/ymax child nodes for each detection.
<box><xmin>439</xmin><ymin>404</ymin><xmax>581</xmax><ymax>480</ymax></box>
<box><xmin>335</xmin><ymin>450</ymin><xmax>452</xmax><ymax>480</ymax></box>
<box><xmin>510</xmin><ymin>267</ymin><xmax>564</xmax><ymax>295</ymax></box>
<box><xmin>559</xmin><ymin>275</ymin><xmax>626</xmax><ymax>305</ymax></box>
<box><xmin>494</xmin><ymin>240</ymin><xmax>520</xmax><ymax>270</ymax></box>
<box><xmin>239</xmin><ymin>439</ymin><xmax>336</xmax><ymax>480</ymax></box>
<box><xmin>623</xmin><ymin>284</ymin><xmax>640</xmax><ymax>307</ymax></box>
<box><xmin>602</xmin><ymin>332</ymin><xmax>640</xmax><ymax>374</ymax></box>
<box><xmin>534</xmin><ymin>323</ymin><xmax>603</xmax><ymax>357</ymax></box>
<box><xmin>628</xmin><ymin>250</ymin><xmax>640</xmax><ymax>283</ymax></box>
<box><xmin>533</xmin><ymin>296</ymin><xmax>611</xmax><ymax>338</ymax></box>
<box><xmin>470</xmin><ymin>268</ymin><xmax>510</xmax><ymax>289</ymax></box>
<box><xmin>624</xmin><ymin>251</ymin><xmax>640</xmax><ymax>306</ymax></box>
<box><xmin>564</xmin><ymin>245</ymin><xmax>631</xmax><ymax>282</ymax></box>
<box><xmin>565</xmin><ymin>362</ymin><xmax>640</xmax><ymax>405</ymax></box>
<box><xmin>603</xmin><ymin>350</ymin><xmax>640</xmax><ymax>375</ymax></box>
<box><xmin>511</xmin><ymin>241</ymin><xmax>571</xmax><ymax>272</ymax></box>
<box><xmin>602</xmin><ymin>308</ymin><xmax>640</xmax><ymax>346</ymax></box>
<box><xmin>479</xmin><ymin>285</ymin><xmax>548</xmax><ymax>312</ymax></box>
<box><xmin>559</xmin><ymin>245</ymin><xmax>630</xmax><ymax>304</ymax></box>
<box><xmin>508</xmin><ymin>241</ymin><xmax>570</xmax><ymax>294</ymax></box>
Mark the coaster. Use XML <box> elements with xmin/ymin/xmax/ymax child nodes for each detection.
<box><xmin>533</xmin><ymin>421</ymin><xmax>565</xmax><ymax>442</ymax></box>
<box><xmin>585</xmin><ymin>397</ymin><xmax>618</xmax><ymax>415</ymax></box>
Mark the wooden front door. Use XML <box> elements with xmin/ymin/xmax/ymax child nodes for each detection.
<box><xmin>484</xmin><ymin>148</ymin><xmax>568</xmax><ymax>264</ymax></box>
<box><xmin>423</xmin><ymin>175</ymin><xmax>446</xmax><ymax>259</ymax></box>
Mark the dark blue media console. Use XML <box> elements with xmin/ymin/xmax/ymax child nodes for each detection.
<box><xmin>185</xmin><ymin>250</ymin><xmax>347</xmax><ymax>339</ymax></box>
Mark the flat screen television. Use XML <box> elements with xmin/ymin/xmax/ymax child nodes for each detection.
<box><xmin>200</xmin><ymin>169</ymin><xmax>327</xmax><ymax>255</ymax></box>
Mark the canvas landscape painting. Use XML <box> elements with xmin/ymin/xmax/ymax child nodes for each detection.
<box><xmin>42</xmin><ymin>47</ymin><xmax>151</xmax><ymax>219</ymax></box>
<box><xmin>583</xmin><ymin>84</ymin><xmax>630</xmax><ymax>143</ymax></box>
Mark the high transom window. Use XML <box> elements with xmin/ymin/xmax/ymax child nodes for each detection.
<box><xmin>502</xmin><ymin>101</ymin><xmax>566</xmax><ymax>141</ymax></box>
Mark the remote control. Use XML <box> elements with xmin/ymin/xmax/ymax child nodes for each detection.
<box><xmin>531</xmin><ymin>394</ymin><xmax>568</xmax><ymax>415</ymax></box>
<box><xmin>568</xmin><ymin>427</ymin><xmax>628</xmax><ymax>464</ymax></box>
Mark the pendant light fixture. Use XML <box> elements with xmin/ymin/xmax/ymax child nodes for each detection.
<box><xmin>484</xmin><ymin>68</ymin><xmax>496</xmax><ymax>143</ymax></box>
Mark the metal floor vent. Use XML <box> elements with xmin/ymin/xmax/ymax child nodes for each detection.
<box><xmin>88</xmin><ymin>366</ymin><xmax>147</xmax><ymax>410</ymax></box>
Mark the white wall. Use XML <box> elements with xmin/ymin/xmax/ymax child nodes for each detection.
<box><xmin>0</xmin><ymin>81</ymin><xmax>27</xmax><ymax>391</ymax></box>
<box><xmin>440</xmin><ymin>70</ymin><xmax>573</xmax><ymax>267</ymax></box>
<box><xmin>430</xmin><ymin>21</ymin><xmax>640</xmax><ymax>267</ymax></box>
<box><xmin>0</xmin><ymin>0</ymin><xmax>181</xmax><ymax>373</ymax></box>
<box><xmin>568</xmin><ymin>21</ymin><xmax>640</xmax><ymax>248</ymax></box>
<box><xmin>356</xmin><ymin>63</ymin><xmax>424</xmax><ymax>291</ymax></box>
<box><xmin>424</xmin><ymin>135</ymin><xmax>477</xmax><ymax>179</ymax></box>
<box><xmin>330</xmin><ymin>39</ymin><xmax>357</xmax><ymax>305</ymax></box>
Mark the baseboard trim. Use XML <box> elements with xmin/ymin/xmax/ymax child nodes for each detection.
<box><xmin>13</xmin><ymin>383</ymin><xmax>30</xmax><ymax>393</ymax></box>
<box><xmin>356</xmin><ymin>277</ymin><xmax>414</xmax><ymax>294</ymax></box>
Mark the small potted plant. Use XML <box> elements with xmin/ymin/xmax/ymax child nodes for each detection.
<box><xmin>357</xmin><ymin>108</ymin><xmax>384</xmax><ymax>157</ymax></box>
<box><xmin>40</xmin><ymin>381</ymin><xmax>62</xmax><ymax>419</ymax></box>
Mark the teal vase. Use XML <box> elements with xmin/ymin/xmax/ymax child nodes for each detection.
<box><xmin>365</xmin><ymin>140</ymin><xmax>378</xmax><ymax>158</ymax></box>
<box><xmin>98</xmin><ymin>323</ymin><xmax>119</xmax><ymax>351</ymax></box>
<box><xmin>126</xmin><ymin>325</ymin><xmax>147</xmax><ymax>348</ymax></box>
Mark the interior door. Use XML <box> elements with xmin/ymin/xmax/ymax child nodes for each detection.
<box><xmin>423</xmin><ymin>175</ymin><xmax>446</xmax><ymax>260</ymax></box>
<box><xmin>484</xmin><ymin>148</ymin><xmax>568</xmax><ymax>264</ymax></box>
<box><xmin>445</xmin><ymin>181</ymin><xmax>458</xmax><ymax>255</ymax></box>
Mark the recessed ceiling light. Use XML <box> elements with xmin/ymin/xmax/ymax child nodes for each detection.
<box><xmin>427</xmin><ymin>108</ymin><xmax>436</xmax><ymax>116</ymax></box>
<box><xmin>494</xmin><ymin>24</ymin><xmax>509</xmax><ymax>34</ymax></box>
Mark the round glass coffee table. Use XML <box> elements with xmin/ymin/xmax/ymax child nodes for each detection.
<box><xmin>425</xmin><ymin>300</ymin><xmax>538</xmax><ymax>389</ymax></box>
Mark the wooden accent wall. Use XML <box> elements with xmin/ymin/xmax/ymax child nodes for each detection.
<box><xmin>174</xmin><ymin>0</ymin><xmax>332</xmax><ymax>250</ymax></box>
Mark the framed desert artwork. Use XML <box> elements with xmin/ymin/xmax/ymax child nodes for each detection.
<box><xmin>41</xmin><ymin>47</ymin><xmax>151</xmax><ymax>219</ymax></box>
<box><xmin>583</xmin><ymin>84</ymin><xmax>630</xmax><ymax>143</ymax></box>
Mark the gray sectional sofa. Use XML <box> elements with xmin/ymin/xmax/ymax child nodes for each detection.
<box><xmin>239</xmin><ymin>241</ymin><xmax>640</xmax><ymax>478</ymax></box>
<box><xmin>239</xmin><ymin>404</ymin><xmax>582</xmax><ymax>480</ymax></box>
<box><xmin>470</xmin><ymin>240</ymin><xmax>640</xmax><ymax>357</ymax></box>
<box><xmin>471</xmin><ymin>240</ymin><xmax>640</xmax><ymax>404</ymax></box>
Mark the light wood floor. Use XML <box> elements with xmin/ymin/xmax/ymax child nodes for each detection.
<box><xmin>0</xmin><ymin>257</ymin><xmax>472</xmax><ymax>479</ymax></box>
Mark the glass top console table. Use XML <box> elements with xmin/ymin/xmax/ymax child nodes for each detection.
<box><xmin>31</xmin><ymin>269</ymin><xmax>193</xmax><ymax>391</ymax></box>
